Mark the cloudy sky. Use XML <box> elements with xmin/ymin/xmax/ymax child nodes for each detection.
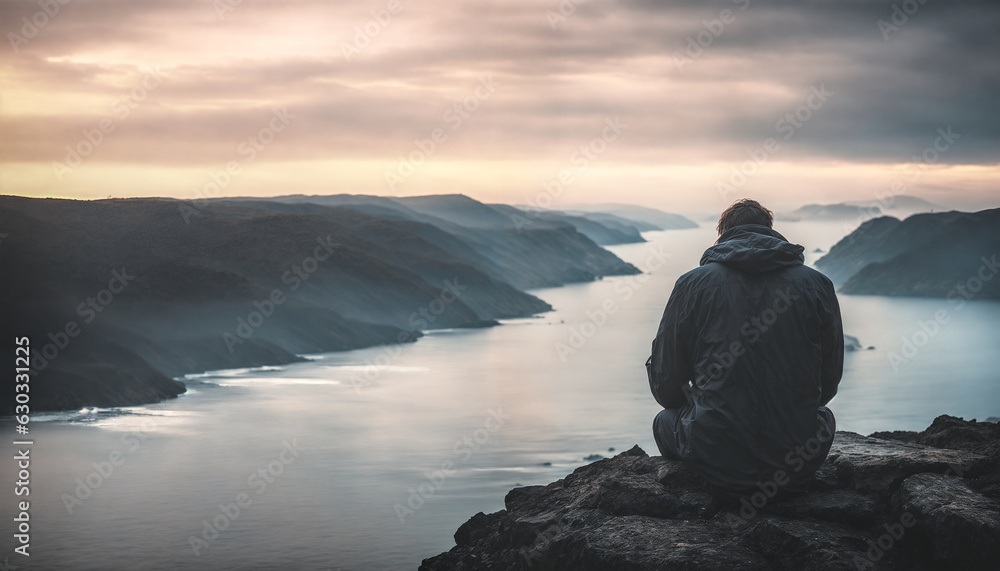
<box><xmin>1</xmin><ymin>0</ymin><xmax>997</xmax><ymax>213</ymax></box>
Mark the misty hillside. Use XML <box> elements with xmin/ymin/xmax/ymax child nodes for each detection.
<box><xmin>0</xmin><ymin>194</ymin><xmax>641</xmax><ymax>413</ymax></box>
<box><xmin>815</xmin><ymin>208</ymin><xmax>1000</xmax><ymax>298</ymax></box>
<box><xmin>245</xmin><ymin>194</ymin><xmax>644</xmax><ymax>288</ymax></box>
<box><xmin>265</xmin><ymin>194</ymin><xmax>695</xmax><ymax>248</ymax></box>
<box><xmin>524</xmin><ymin>210</ymin><xmax>645</xmax><ymax>245</ymax></box>
<box><xmin>572</xmin><ymin>211</ymin><xmax>660</xmax><ymax>232</ymax></box>
<box><xmin>565</xmin><ymin>203</ymin><xmax>699</xmax><ymax>230</ymax></box>
<box><xmin>476</xmin><ymin>203</ymin><xmax>645</xmax><ymax>245</ymax></box>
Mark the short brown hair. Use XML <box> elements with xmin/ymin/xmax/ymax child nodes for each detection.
<box><xmin>717</xmin><ymin>199</ymin><xmax>773</xmax><ymax>236</ymax></box>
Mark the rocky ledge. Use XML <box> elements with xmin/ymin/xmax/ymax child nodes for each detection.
<box><xmin>421</xmin><ymin>415</ymin><xmax>1000</xmax><ymax>570</ymax></box>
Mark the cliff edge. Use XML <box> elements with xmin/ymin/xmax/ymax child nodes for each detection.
<box><xmin>421</xmin><ymin>415</ymin><xmax>1000</xmax><ymax>570</ymax></box>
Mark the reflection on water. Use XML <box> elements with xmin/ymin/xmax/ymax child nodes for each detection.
<box><xmin>2</xmin><ymin>223</ymin><xmax>998</xmax><ymax>570</ymax></box>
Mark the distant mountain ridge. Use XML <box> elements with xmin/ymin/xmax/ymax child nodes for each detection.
<box><xmin>845</xmin><ymin>195</ymin><xmax>938</xmax><ymax>213</ymax></box>
<box><xmin>780</xmin><ymin>195</ymin><xmax>938</xmax><ymax>222</ymax></box>
<box><xmin>0</xmin><ymin>194</ymin><xmax>645</xmax><ymax>413</ymax></box>
<box><xmin>784</xmin><ymin>203</ymin><xmax>878</xmax><ymax>221</ymax></box>
<box><xmin>816</xmin><ymin>208</ymin><xmax>999</xmax><ymax>298</ymax></box>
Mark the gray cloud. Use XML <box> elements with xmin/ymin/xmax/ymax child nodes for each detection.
<box><xmin>1</xmin><ymin>0</ymin><xmax>998</xmax><ymax>168</ymax></box>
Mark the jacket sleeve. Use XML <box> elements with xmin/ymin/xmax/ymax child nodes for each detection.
<box><xmin>648</xmin><ymin>280</ymin><xmax>694</xmax><ymax>409</ymax></box>
<box><xmin>819</xmin><ymin>286</ymin><xmax>844</xmax><ymax>406</ymax></box>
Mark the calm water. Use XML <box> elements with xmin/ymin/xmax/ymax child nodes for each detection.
<box><xmin>3</xmin><ymin>223</ymin><xmax>999</xmax><ymax>570</ymax></box>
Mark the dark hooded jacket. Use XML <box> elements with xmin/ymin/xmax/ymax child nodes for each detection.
<box><xmin>648</xmin><ymin>224</ymin><xmax>843</xmax><ymax>494</ymax></box>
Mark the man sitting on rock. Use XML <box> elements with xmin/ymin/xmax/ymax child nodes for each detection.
<box><xmin>647</xmin><ymin>198</ymin><xmax>843</xmax><ymax>501</ymax></box>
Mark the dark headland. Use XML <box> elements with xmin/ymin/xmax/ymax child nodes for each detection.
<box><xmin>0</xmin><ymin>194</ymin><xmax>698</xmax><ymax>414</ymax></box>
<box><xmin>421</xmin><ymin>415</ymin><xmax>1000</xmax><ymax>570</ymax></box>
<box><xmin>816</xmin><ymin>207</ymin><xmax>1000</xmax><ymax>297</ymax></box>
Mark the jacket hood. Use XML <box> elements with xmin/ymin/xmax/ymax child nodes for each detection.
<box><xmin>700</xmin><ymin>224</ymin><xmax>804</xmax><ymax>274</ymax></box>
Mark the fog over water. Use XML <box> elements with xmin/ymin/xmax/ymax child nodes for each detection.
<box><xmin>3</xmin><ymin>223</ymin><xmax>999</xmax><ymax>570</ymax></box>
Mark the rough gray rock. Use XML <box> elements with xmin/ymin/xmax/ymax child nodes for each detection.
<box><xmin>421</xmin><ymin>416</ymin><xmax>1000</xmax><ymax>570</ymax></box>
<box><xmin>894</xmin><ymin>473</ymin><xmax>1000</xmax><ymax>569</ymax></box>
<box><xmin>826</xmin><ymin>431</ymin><xmax>990</xmax><ymax>493</ymax></box>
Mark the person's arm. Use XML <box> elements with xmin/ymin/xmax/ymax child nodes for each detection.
<box><xmin>819</xmin><ymin>286</ymin><xmax>844</xmax><ymax>406</ymax></box>
<box><xmin>648</xmin><ymin>281</ymin><xmax>694</xmax><ymax>409</ymax></box>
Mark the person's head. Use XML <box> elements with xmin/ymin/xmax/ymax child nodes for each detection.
<box><xmin>716</xmin><ymin>198</ymin><xmax>774</xmax><ymax>236</ymax></box>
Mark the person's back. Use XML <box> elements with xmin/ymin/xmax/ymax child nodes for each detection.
<box><xmin>648</xmin><ymin>199</ymin><xmax>843</xmax><ymax>501</ymax></box>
